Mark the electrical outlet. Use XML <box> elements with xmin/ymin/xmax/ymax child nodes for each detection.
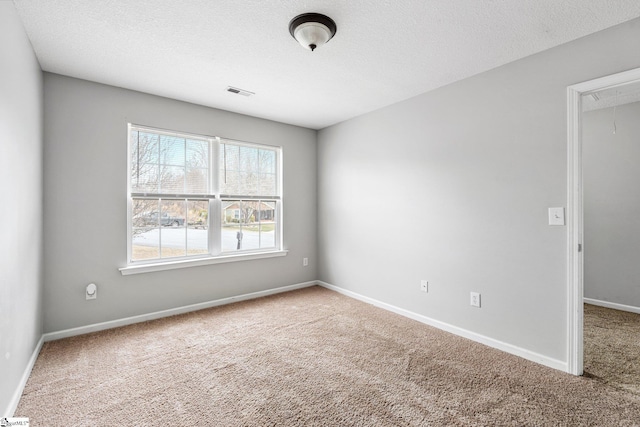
<box><xmin>303</xmin><ymin>257</ymin><xmax>309</xmax><ymax>267</ymax></box>
<box><xmin>470</xmin><ymin>292</ymin><xmax>481</xmax><ymax>308</ymax></box>
<box><xmin>420</xmin><ymin>280</ymin><xmax>428</xmax><ymax>293</ymax></box>
<box><xmin>86</xmin><ymin>283</ymin><xmax>97</xmax><ymax>300</ymax></box>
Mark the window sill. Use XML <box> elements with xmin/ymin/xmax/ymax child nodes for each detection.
<box><xmin>119</xmin><ymin>250</ymin><xmax>288</xmax><ymax>276</ymax></box>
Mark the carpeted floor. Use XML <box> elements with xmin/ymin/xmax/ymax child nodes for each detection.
<box><xmin>15</xmin><ymin>287</ymin><xmax>640</xmax><ymax>426</ymax></box>
<box><xmin>584</xmin><ymin>303</ymin><xmax>640</xmax><ymax>395</ymax></box>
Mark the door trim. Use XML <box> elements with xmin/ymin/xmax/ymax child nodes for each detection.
<box><xmin>566</xmin><ymin>67</ymin><xmax>640</xmax><ymax>375</ymax></box>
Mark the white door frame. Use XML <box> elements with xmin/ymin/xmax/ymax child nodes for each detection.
<box><xmin>566</xmin><ymin>67</ymin><xmax>640</xmax><ymax>376</ymax></box>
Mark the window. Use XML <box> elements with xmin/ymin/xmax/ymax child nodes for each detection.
<box><xmin>126</xmin><ymin>124</ymin><xmax>282</xmax><ymax>270</ymax></box>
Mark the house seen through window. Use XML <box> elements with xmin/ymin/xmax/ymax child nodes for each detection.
<box><xmin>128</xmin><ymin>124</ymin><xmax>281</xmax><ymax>264</ymax></box>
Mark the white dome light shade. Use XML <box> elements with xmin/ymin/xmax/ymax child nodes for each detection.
<box><xmin>289</xmin><ymin>13</ymin><xmax>337</xmax><ymax>51</ymax></box>
<box><xmin>293</xmin><ymin>22</ymin><xmax>331</xmax><ymax>51</ymax></box>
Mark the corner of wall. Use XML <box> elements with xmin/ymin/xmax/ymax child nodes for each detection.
<box><xmin>0</xmin><ymin>1</ymin><xmax>45</xmax><ymax>417</ymax></box>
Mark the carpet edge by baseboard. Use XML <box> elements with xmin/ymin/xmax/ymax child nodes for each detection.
<box><xmin>317</xmin><ymin>281</ymin><xmax>568</xmax><ymax>373</ymax></box>
<box><xmin>584</xmin><ymin>298</ymin><xmax>640</xmax><ymax>314</ymax></box>
<box><xmin>5</xmin><ymin>335</ymin><xmax>44</xmax><ymax>417</ymax></box>
<box><xmin>43</xmin><ymin>281</ymin><xmax>317</xmax><ymax>342</ymax></box>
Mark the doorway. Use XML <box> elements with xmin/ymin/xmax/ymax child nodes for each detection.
<box><xmin>567</xmin><ymin>67</ymin><xmax>640</xmax><ymax>376</ymax></box>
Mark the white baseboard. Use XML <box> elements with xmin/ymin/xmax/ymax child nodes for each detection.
<box><xmin>9</xmin><ymin>281</ymin><xmax>316</xmax><ymax>415</ymax></box>
<box><xmin>5</xmin><ymin>335</ymin><xmax>44</xmax><ymax>417</ymax></box>
<box><xmin>11</xmin><ymin>280</ymin><xmax>569</xmax><ymax>415</ymax></box>
<box><xmin>584</xmin><ymin>297</ymin><xmax>640</xmax><ymax>314</ymax></box>
<box><xmin>317</xmin><ymin>281</ymin><xmax>568</xmax><ymax>373</ymax></box>
<box><xmin>44</xmin><ymin>281</ymin><xmax>317</xmax><ymax>342</ymax></box>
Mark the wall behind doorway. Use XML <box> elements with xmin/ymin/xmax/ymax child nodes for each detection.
<box><xmin>583</xmin><ymin>100</ymin><xmax>640</xmax><ymax>309</ymax></box>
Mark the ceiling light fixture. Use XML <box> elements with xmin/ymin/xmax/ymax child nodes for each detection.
<box><xmin>289</xmin><ymin>13</ymin><xmax>337</xmax><ymax>52</ymax></box>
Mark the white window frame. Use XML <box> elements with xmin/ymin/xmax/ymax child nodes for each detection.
<box><xmin>120</xmin><ymin>124</ymin><xmax>286</xmax><ymax>275</ymax></box>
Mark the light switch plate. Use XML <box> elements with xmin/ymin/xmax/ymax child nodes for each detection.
<box><xmin>548</xmin><ymin>207</ymin><xmax>565</xmax><ymax>226</ymax></box>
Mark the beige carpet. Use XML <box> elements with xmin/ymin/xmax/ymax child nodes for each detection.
<box><xmin>584</xmin><ymin>302</ymin><xmax>640</xmax><ymax>395</ymax></box>
<box><xmin>16</xmin><ymin>287</ymin><xmax>640</xmax><ymax>426</ymax></box>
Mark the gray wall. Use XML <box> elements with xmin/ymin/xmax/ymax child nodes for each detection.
<box><xmin>43</xmin><ymin>74</ymin><xmax>317</xmax><ymax>333</ymax></box>
<box><xmin>318</xmin><ymin>18</ymin><xmax>640</xmax><ymax>363</ymax></box>
<box><xmin>584</xmin><ymin>101</ymin><xmax>640</xmax><ymax>308</ymax></box>
<box><xmin>0</xmin><ymin>3</ymin><xmax>44</xmax><ymax>416</ymax></box>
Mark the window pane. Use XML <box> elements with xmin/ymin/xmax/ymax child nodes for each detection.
<box><xmin>240</xmin><ymin>146</ymin><xmax>259</xmax><ymax>194</ymax></box>
<box><xmin>258</xmin><ymin>149</ymin><xmax>277</xmax><ymax>195</ymax></box>
<box><xmin>132</xmin><ymin>199</ymin><xmax>160</xmax><ymax>261</ymax></box>
<box><xmin>220</xmin><ymin>144</ymin><xmax>239</xmax><ymax>195</ymax></box>
<box><xmin>159</xmin><ymin>200</ymin><xmax>186</xmax><ymax>258</ymax></box>
<box><xmin>186</xmin><ymin>139</ymin><xmax>208</xmax><ymax>168</ymax></box>
<box><xmin>241</xmin><ymin>170</ymin><xmax>258</xmax><ymax>195</ymax></box>
<box><xmin>220</xmin><ymin>143</ymin><xmax>277</xmax><ymax>196</ymax></box>
<box><xmin>159</xmin><ymin>165</ymin><xmax>185</xmax><ymax>193</ymax></box>
<box><xmin>186</xmin><ymin>167</ymin><xmax>208</xmax><ymax>193</ymax></box>
<box><xmin>221</xmin><ymin>169</ymin><xmax>240</xmax><ymax>194</ymax></box>
<box><xmin>221</xmin><ymin>200</ymin><xmax>242</xmax><ymax>252</ymax></box>
<box><xmin>258</xmin><ymin>173</ymin><xmax>276</xmax><ymax>195</ymax></box>
<box><xmin>160</xmin><ymin>135</ymin><xmax>186</xmax><ymax>166</ymax></box>
<box><xmin>220</xmin><ymin>200</ymin><xmax>276</xmax><ymax>252</ymax></box>
<box><xmin>240</xmin><ymin>200</ymin><xmax>261</xmax><ymax>251</ymax></box>
<box><xmin>131</xmin><ymin>130</ymin><xmax>211</xmax><ymax>196</ymax></box>
<box><xmin>259</xmin><ymin>201</ymin><xmax>276</xmax><ymax>248</ymax></box>
<box><xmin>187</xmin><ymin>200</ymin><xmax>208</xmax><ymax>255</ymax></box>
<box><xmin>131</xmin><ymin>131</ymin><xmax>160</xmax><ymax>193</ymax></box>
<box><xmin>259</xmin><ymin>149</ymin><xmax>275</xmax><ymax>173</ymax></box>
<box><xmin>186</xmin><ymin>139</ymin><xmax>209</xmax><ymax>193</ymax></box>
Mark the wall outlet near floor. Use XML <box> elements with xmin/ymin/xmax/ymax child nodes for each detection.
<box><xmin>303</xmin><ymin>257</ymin><xmax>309</xmax><ymax>267</ymax></box>
<box><xmin>420</xmin><ymin>280</ymin><xmax>428</xmax><ymax>293</ymax></box>
<box><xmin>470</xmin><ymin>292</ymin><xmax>481</xmax><ymax>308</ymax></box>
<box><xmin>86</xmin><ymin>283</ymin><xmax>97</xmax><ymax>300</ymax></box>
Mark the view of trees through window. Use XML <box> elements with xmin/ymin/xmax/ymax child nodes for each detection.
<box><xmin>129</xmin><ymin>125</ymin><xmax>280</xmax><ymax>262</ymax></box>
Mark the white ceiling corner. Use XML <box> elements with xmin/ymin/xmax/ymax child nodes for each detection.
<box><xmin>12</xmin><ymin>0</ymin><xmax>640</xmax><ymax>129</ymax></box>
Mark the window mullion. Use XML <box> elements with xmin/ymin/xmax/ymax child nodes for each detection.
<box><xmin>157</xmin><ymin>199</ymin><xmax>162</xmax><ymax>258</ymax></box>
<box><xmin>276</xmin><ymin>199</ymin><xmax>282</xmax><ymax>250</ymax></box>
<box><xmin>127</xmin><ymin>124</ymin><xmax>133</xmax><ymax>263</ymax></box>
<box><xmin>258</xmin><ymin>199</ymin><xmax>262</xmax><ymax>249</ymax></box>
<box><xmin>157</xmin><ymin>133</ymin><xmax>161</xmax><ymax>194</ymax></box>
<box><xmin>210</xmin><ymin>137</ymin><xmax>220</xmax><ymax>255</ymax></box>
<box><xmin>183</xmin><ymin>137</ymin><xmax>187</xmax><ymax>194</ymax></box>
<box><xmin>212</xmin><ymin>137</ymin><xmax>219</xmax><ymax>194</ymax></box>
<box><xmin>183</xmin><ymin>199</ymin><xmax>188</xmax><ymax>257</ymax></box>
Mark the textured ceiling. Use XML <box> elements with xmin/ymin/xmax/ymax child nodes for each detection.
<box><xmin>12</xmin><ymin>0</ymin><xmax>640</xmax><ymax>129</ymax></box>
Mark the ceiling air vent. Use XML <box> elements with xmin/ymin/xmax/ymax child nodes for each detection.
<box><xmin>226</xmin><ymin>86</ymin><xmax>254</xmax><ymax>97</ymax></box>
